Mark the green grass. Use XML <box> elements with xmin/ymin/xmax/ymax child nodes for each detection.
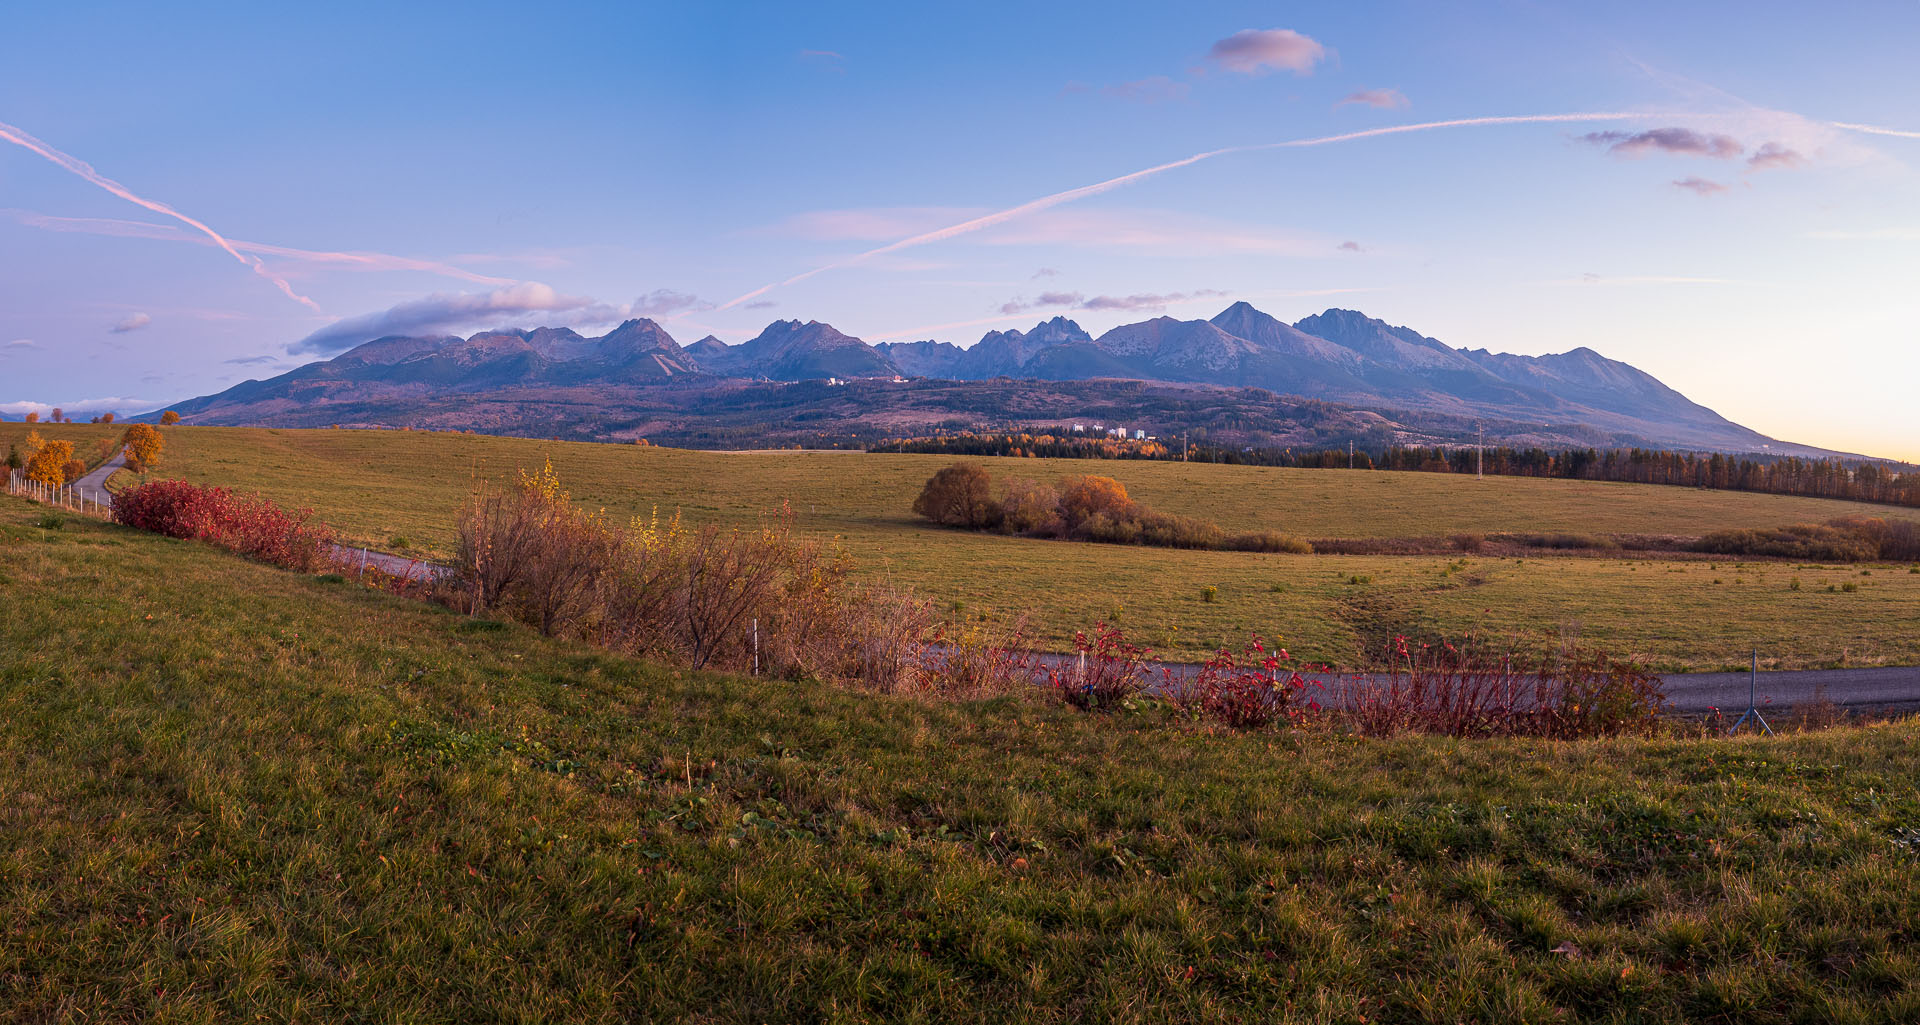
<box><xmin>19</xmin><ymin>423</ymin><xmax>1920</xmax><ymax>669</ymax></box>
<box><xmin>5</xmin><ymin>495</ymin><xmax>1920</xmax><ymax>1022</ymax></box>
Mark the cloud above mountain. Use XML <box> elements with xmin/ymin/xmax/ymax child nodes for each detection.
<box><xmin>289</xmin><ymin>283</ymin><xmax>609</xmax><ymax>355</ymax></box>
<box><xmin>999</xmin><ymin>288</ymin><xmax>1228</xmax><ymax>315</ymax></box>
<box><xmin>1204</xmin><ymin>29</ymin><xmax>1325</xmax><ymax>75</ymax></box>
<box><xmin>633</xmin><ymin>289</ymin><xmax>711</xmax><ymax>317</ymax></box>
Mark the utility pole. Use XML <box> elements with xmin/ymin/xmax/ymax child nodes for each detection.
<box><xmin>1476</xmin><ymin>426</ymin><xmax>1484</xmax><ymax>480</ymax></box>
<box><xmin>1348</xmin><ymin>440</ymin><xmax>1354</xmax><ymax>469</ymax></box>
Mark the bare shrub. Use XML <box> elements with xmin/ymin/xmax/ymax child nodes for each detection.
<box><xmin>916</xmin><ymin>616</ymin><xmax>1043</xmax><ymax>698</ymax></box>
<box><xmin>1451</xmin><ymin>532</ymin><xmax>1486</xmax><ymax>553</ymax></box>
<box><xmin>1325</xmin><ymin>638</ymin><xmax>1663</xmax><ymax>739</ymax></box>
<box><xmin>912</xmin><ymin>462</ymin><xmax>1001</xmax><ymax>529</ymax></box>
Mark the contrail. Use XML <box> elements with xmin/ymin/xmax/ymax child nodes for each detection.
<box><xmin>0</xmin><ymin>118</ymin><xmax>322</xmax><ymax>310</ymax></box>
<box><xmin>4</xmin><ymin>210</ymin><xmax>517</xmax><ymax>286</ymax></box>
<box><xmin>716</xmin><ymin>111</ymin><xmax>1649</xmax><ymax>311</ymax></box>
<box><xmin>1830</xmin><ymin>121</ymin><xmax>1920</xmax><ymax>140</ymax></box>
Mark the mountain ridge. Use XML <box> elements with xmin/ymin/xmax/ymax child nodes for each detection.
<box><xmin>155</xmin><ymin>304</ymin><xmax>1822</xmax><ymax>456</ymax></box>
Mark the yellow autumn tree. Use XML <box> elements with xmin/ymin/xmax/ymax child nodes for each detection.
<box><xmin>159</xmin><ymin>410</ymin><xmax>181</xmax><ymax>425</ymax></box>
<box><xmin>24</xmin><ymin>438</ymin><xmax>74</xmax><ymax>486</ymax></box>
<box><xmin>121</xmin><ymin>423</ymin><xmax>164</xmax><ymax>470</ymax></box>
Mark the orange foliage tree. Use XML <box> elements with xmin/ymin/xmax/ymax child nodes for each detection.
<box><xmin>24</xmin><ymin>438</ymin><xmax>74</xmax><ymax>486</ymax></box>
<box><xmin>159</xmin><ymin>410</ymin><xmax>182</xmax><ymax>425</ymax></box>
<box><xmin>121</xmin><ymin>423</ymin><xmax>164</xmax><ymax>469</ymax></box>
<box><xmin>1056</xmin><ymin>475</ymin><xmax>1134</xmax><ymax>531</ymax></box>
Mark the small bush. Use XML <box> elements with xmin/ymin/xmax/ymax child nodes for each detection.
<box><xmin>35</xmin><ymin>513</ymin><xmax>63</xmax><ymax>530</ymax></box>
<box><xmin>1049</xmin><ymin>623</ymin><xmax>1151</xmax><ymax>711</ymax></box>
<box><xmin>1518</xmin><ymin>532</ymin><xmax>1617</xmax><ymax>551</ymax></box>
<box><xmin>1167</xmin><ymin>636</ymin><xmax>1320</xmax><ymax>730</ymax></box>
<box><xmin>1451</xmin><ymin>532</ymin><xmax>1486</xmax><ymax>553</ymax></box>
<box><xmin>1201</xmin><ymin>585</ymin><xmax>1218</xmax><ymax>603</ymax></box>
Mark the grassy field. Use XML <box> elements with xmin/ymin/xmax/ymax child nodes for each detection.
<box><xmin>5</xmin><ymin>495</ymin><xmax>1920</xmax><ymax>1022</ymax></box>
<box><xmin>11</xmin><ymin>422</ymin><xmax>1918</xmax><ymax>670</ymax></box>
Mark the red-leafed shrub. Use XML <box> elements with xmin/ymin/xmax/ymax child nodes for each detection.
<box><xmin>1048</xmin><ymin>622</ymin><xmax>1153</xmax><ymax>710</ymax></box>
<box><xmin>113</xmin><ymin>479</ymin><xmax>335</xmax><ymax>571</ymax></box>
<box><xmin>1168</xmin><ymin>636</ymin><xmax>1322</xmax><ymax>730</ymax></box>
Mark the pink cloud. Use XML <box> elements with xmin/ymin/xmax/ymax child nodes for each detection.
<box><xmin>1204</xmin><ymin>29</ymin><xmax>1326</xmax><ymax>75</ymax></box>
<box><xmin>1747</xmin><ymin>142</ymin><xmax>1806</xmax><ymax>171</ymax></box>
<box><xmin>1673</xmin><ymin>177</ymin><xmax>1729</xmax><ymax>195</ymax></box>
<box><xmin>1582</xmin><ymin>127</ymin><xmax>1743</xmax><ymax>159</ymax></box>
<box><xmin>1338</xmin><ymin>88</ymin><xmax>1408</xmax><ymax>110</ymax></box>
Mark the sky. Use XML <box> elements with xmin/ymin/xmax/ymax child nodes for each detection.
<box><xmin>1</xmin><ymin>1</ymin><xmax>1916</xmax><ymax>459</ymax></box>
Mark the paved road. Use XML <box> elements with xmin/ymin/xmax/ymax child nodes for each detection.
<box><xmin>71</xmin><ymin>452</ymin><xmax>126</xmax><ymax>508</ymax></box>
<box><xmin>328</xmin><ymin>544</ymin><xmax>448</xmax><ymax>582</ymax></box>
<box><xmin>1013</xmin><ymin>649</ymin><xmax>1920</xmax><ymax>719</ymax></box>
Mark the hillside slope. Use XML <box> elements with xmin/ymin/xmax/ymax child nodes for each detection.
<box><xmin>6</xmin><ymin>496</ymin><xmax>1920</xmax><ymax>1021</ymax></box>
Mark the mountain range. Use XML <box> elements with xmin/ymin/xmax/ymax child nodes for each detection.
<box><xmin>158</xmin><ymin>303</ymin><xmax>1813</xmax><ymax>455</ymax></box>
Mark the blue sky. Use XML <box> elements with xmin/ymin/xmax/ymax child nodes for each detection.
<box><xmin>2</xmin><ymin>1</ymin><xmax>1916</xmax><ymax>458</ymax></box>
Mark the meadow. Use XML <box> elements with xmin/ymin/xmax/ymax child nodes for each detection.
<box><xmin>5</xmin><ymin>496</ymin><xmax>1920</xmax><ymax>1022</ymax></box>
<box><xmin>9</xmin><ymin>422</ymin><xmax>1919</xmax><ymax>669</ymax></box>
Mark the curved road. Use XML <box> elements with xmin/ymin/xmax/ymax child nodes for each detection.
<box><xmin>71</xmin><ymin>451</ymin><xmax>126</xmax><ymax>508</ymax></box>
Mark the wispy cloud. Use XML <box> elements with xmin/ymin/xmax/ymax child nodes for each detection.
<box><xmin>1032</xmin><ymin>267</ymin><xmax>1060</xmax><ymax>279</ymax></box>
<box><xmin>110</xmin><ymin>313</ymin><xmax>152</xmax><ymax>333</ymax></box>
<box><xmin>743</xmin><ymin>299</ymin><xmax>778</xmax><ymax>310</ymax></box>
<box><xmin>999</xmin><ymin>288</ymin><xmax>1228</xmax><ymax>315</ymax></box>
<box><xmin>1746</xmin><ymin>142</ymin><xmax>1805</xmax><ymax>171</ymax></box>
<box><xmin>0</xmin><ymin>118</ymin><xmax>320</xmax><ymax>311</ymax></box>
<box><xmin>1338</xmin><ymin>88</ymin><xmax>1408</xmax><ymax>110</ymax></box>
<box><xmin>761</xmin><ymin>205</ymin><xmax>1325</xmax><ymax>256</ymax></box>
<box><xmin>3</xmin><ymin>338</ymin><xmax>38</xmax><ymax>350</ymax></box>
<box><xmin>1806</xmin><ymin>226</ymin><xmax>1920</xmax><ymax>241</ymax></box>
<box><xmin>224</xmin><ymin>354</ymin><xmax>282</xmax><ymax>365</ymax></box>
<box><xmin>1103</xmin><ymin>76</ymin><xmax>1190</xmax><ymax>103</ymax></box>
<box><xmin>289</xmin><ymin>283</ymin><xmax>612</xmax><ymax>355</ymax></box>
<box><xmin>716</xmin><ymin>111</ymin><xmax>1646</xmax><ymax>311</ymax></box>
<box><xmin>2</xmin><ymin>208</ymin><xmax>514</xmax><ymax>285</ymax></box>
<box><xmin>1552</xmin><ymin>273</ymin><xmax>1754</xmax><ymax>286</ymax></box>
<box><xmin>1338</xmin><ymin>240</ymin><xmax>1364</xmax><ymax>252</ymax></box>
<box><xmin>1204</xmin><ymin>29</ymin><xmax>1325</xmax><ymax>75</ymax></box>
<box><xmin>1673</xmin><ymin>177</ymin><xmax>1729</xmax><ymax>195</ymax></box>
<box><xmin>1581</xmin><ymin>127</ymin><xmax>1742</xmax><ymax>158</ymax></box>
<box><xmin>632</xmin><ymin>289</ymin><xmax>711</xmax><ymax>317</ymax></box>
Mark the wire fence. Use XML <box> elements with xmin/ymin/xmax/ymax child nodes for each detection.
<box><xmin>4</xmin><ymin>469</ymin><xmax>115</xmax><ymax>518</ymax></box>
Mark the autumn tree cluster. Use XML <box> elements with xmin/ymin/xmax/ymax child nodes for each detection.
<box><xmin>14</xmin><ymin>431</ymin><xmax>78</xmax><ymax>486</ymax></box>
<box><xmin>910</xmin><ymin>461</ymin><xmax>1311</xmax><ymax>554</ymax></box>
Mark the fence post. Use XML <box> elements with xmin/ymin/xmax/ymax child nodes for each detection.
<box><xmin>358</xmin><ymin>547</ymin><xmax>368</xmax><ymax>582</ymax></box>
